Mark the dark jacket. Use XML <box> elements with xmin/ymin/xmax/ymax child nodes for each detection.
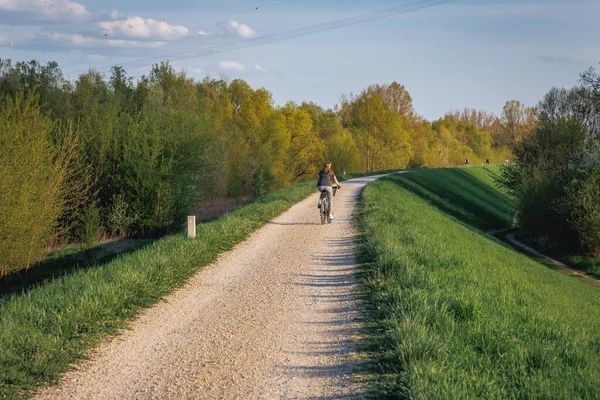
<box><xmin>317</xmin><ymin>169</ymin><xmax>335</xmax><ymax>187</ymax></box>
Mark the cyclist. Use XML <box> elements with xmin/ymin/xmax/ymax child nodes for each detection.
<box><xmin>317</xmin><ymin>161</ymin><xmax>341</xmax><ymax>219</ymax></box>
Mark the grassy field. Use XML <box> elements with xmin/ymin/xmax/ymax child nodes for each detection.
<box><xmin>0</xmin><ymin>180</ymin><xmax>317</xmax><ymax>399</ymax></box>
<box><xmin>358</xmin><ymin>167</ymin><xmax>600</xmax><ymax>398</ymax></box>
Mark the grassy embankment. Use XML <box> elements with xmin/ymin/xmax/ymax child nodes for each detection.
<box><xmin>359</xmin><ymin>166</ymin><xmax>600</xmax><ymax>398</ymax></box>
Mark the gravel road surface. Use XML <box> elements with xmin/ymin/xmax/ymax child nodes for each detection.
<box><xmin>34</xmin><ymin>175</ymin><xmax>383</xmax><ymax>400</ymax></box>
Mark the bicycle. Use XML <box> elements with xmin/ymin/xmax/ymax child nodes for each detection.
<box><xmin>319</xmin><ymin>185</ymin><xmax>339</xmax><ymax>224</ymax></box>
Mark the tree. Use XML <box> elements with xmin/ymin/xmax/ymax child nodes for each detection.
<box><xmin>342</xmin><ymin>87</ymin><xmax>410</xmax><ymax>171</ymax></box>
<box><xmin>0</xmin><ymin>59</ymin><xmax>69</xmax><ymax>118</ymax></box>
<box><xmin>447</xmin><ymin>108</ymin><xmax>498</xmax><ymax>132</ymax></box>
<box><xmin>500</xmin><ymin>100</ymin><xmax>537</xmax><ymax>147</ymax></box>
<box><xmin>0</xmin><ymin>95</ymin><xmax>81</xmax><ymax>276</ymax></box>
<box><xmin>281</xmin><ymin>103</ymin><xmax>324</xmax><ymax>181</ymax></box>
<box><xmin>578</xmin><ymin>66</ymin><xmax>600</xmax><ymax>140</ymax></box>
<box><xmin>501</xmin><ymin>80</ymin><xmax>600</xmax><ymax>256</ymax></box>
<box><xmin>372</xmin><ymin>82</ymin><xmax>415</xmax><ymax>121</ymax></box>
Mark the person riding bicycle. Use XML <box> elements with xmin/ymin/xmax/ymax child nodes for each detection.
<box><xmin>317</xmin><ymin>161</ymin><xmax>341</xmax><ymax>219</ymax></box>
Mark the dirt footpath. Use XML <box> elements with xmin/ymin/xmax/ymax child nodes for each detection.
<box><xmin>34</xmin><ymin>175</ymin><xmax>383</xmax><ymax>400</ymax></box>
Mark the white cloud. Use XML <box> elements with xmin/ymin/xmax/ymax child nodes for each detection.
<box><xmin>197</xmin><ymin>30</ymin><xmax>210</xmax><ymax>37</ymax></box>
<box><xmin>98</xmin><ymin>16</ymin><xmax>189</xmax><ymax>40</ymax></box>
<box><xmin>219</xmin><ymin>61</ymin><xmax>246</xmax><ymax>71</ymax></box>
<box><xmin>83</xmin><ymin>54</ymin><xmax>107</xmax><ymax>61</ymax></box>
<box><xmin>218</xmin><ymin>62</ymin><xmax>269</xmax><ymax>73</ymax></box>
<box><xmin>0</xmin><ymin>0</ymin><xmax>91</xmax><ymax>20</ymax></box>
<box><xmin>48</xmin><ymin>33</ymin><xmax>167</xmax><ymax>48</ymax></box>
<box><xmin>109</xmin><ymin>10</ymin><xmax>121</xmax><ymax>20</ymax></box>
<box><xmin>223</xmin><ymin>20</ymin><xmax>256</xmax><ymax>38</ymax></box>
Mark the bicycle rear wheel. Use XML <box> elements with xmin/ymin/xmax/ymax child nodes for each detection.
<box><xmin>320</xmin><ymin>192</ymin><xmax>329</xmax><ymax>224</ymax></box>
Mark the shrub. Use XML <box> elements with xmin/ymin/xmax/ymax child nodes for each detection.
<box><xmin>0</xmin><ymin>95</ymin><xmax>73</xmax><ymax>276</ymax></box>
<box><xmin>567</xmin><ymin>159</ymin><xmax>600</xmax><ymax>257</ymax></box>
<box><xmin>75</xmin><ymin>203</ymin><xmax>104</xmax><ymax>247</ymax></box>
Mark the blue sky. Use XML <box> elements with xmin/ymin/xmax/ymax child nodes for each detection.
<box><xmin>1</xmin><ymin>0</ymin><xmax>598</xmax><ymax>119</ymax></box>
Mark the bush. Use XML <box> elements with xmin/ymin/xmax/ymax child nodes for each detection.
<box><xmin>0</xmin><ymin>95</ymin><xmax>73</xmax><ymax>277</ymax></box>
<box><xmin>567</xmin><ymin>159</ymin><xmax>600</xmax><ymax>257</ymax></box>
<box><xmin>75</xmin><ymin>203</ymin><xmax>103</xmax><ymax>247</ymax></box>
<box><xmin>502</xmin><ymin>85</ymin><xmax>599</xmax><ymax>255</ymax></box>
<box><xmin>107</xmin><ymin>194</ymin><xmax>136</xmax><ymax>237</ymax></box>
<box><xmin>515</xmin><ymin>163</ymin><xmax>579</xmax><ymax>249</ymax></box>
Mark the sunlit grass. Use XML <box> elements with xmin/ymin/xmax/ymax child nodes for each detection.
<box><xmin>359</xmin><ymin>167</ymin><xmax>600</xmax><ymax>398</ymax></box>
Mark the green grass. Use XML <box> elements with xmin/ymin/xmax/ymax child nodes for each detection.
<box><xmin>358</xmin><ymin>167</ymin><xmax>600</xmax><ymax>398</ymax></box>
<box><xmin>392</xmin><ymin>166</ymin><xmax>515</xmax><ymax>230</ymax></box>
<box><xmin>0</xmin><ymin>180</ymin><xmax>316</xmax><ymax>399</ymax></box>
<box><xmin>0</xmin><ymin>239</ymin><xmax>154</xmax><ymax>299</ymax></box>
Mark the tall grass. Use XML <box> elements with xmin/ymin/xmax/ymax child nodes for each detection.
<box><xmin>0</xmin><ymin>180</ymin><xmax>315</xmax><ymax>399</ymax></box>
<box><xmin>359</xmin><ymin>167</ymin><xmax>600</xmax><ymax>398</ymax></box>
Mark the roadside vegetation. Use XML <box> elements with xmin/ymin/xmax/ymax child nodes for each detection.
<box><xmin>500</xmin><ymin>67</ymin><xmax>600</xmax><ymax>259</ymax></box>
<box><xmin>359</xmin><ymin>167</ymin><xmax>600</xmax><ymax>398</ymax></box>
<box><xmin>1</xmin><ymin>59</ymin><xmax>525</xmax><ymax>278</ymax></box>
<box><xmin>560</xmin><ymin>254</ymin><xmax>600</xmax><ymax>278</ymax></box>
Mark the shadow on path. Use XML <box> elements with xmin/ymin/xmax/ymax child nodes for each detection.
<box><xmin>283</xmin><ymin>236</ymin><xmax>372</xmax><ymax>399</ymax></box>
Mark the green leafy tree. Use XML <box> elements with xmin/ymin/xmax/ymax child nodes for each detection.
<box><xmin>501</xmin><ymin>78</ymin><xmax>600</xmax><ymax>255</ymax></box>
<box><xmin>343</xmin><ymin>87</ymin><xmax>410</xmax><ymax>171</ymax></box>
<box><xmin>0</xmin><ymin>95</ymin><xmax>80</xmax><ymax>276</ymax></box>
<box><xmin>280</xmin><ymin>103</ymin><xmax>325</xmax><ymax>182</ymax></box>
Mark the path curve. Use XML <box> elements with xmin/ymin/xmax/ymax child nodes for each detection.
<box><xmin>505</xmin><ymin>232</ymin><xmax>599</xmax><ymax>284</ymax></box>
<box><xmin>489</xmin><ymin>212</ymin><xmax>599</xmax><ymax>285</ymax></box>
<box><xmin>34</xmin><ymin>175</ymin><xmax>384</xmax><ymax>400</ymax></box>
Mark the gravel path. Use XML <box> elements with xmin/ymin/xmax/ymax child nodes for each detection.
<box><xmin>34</xmin><ymin>176</ymin><xmax>382</xmax><ymax>400</ymax></box>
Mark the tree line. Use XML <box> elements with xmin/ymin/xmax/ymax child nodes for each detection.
<box><xmin>501</xmin><ymin>65</ymin><xmax>600</xmax><ymax>258</ymax></box>
<box><xmin>0</xmin><ymin>59</ymin><xmax>524</xmax><ymax>277</ymax></box>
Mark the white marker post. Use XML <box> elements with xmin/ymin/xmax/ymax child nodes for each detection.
<box><xmin>188</xmin><ymin>216</ymin><xmax>196</xmax><ymax>238</ymax></box>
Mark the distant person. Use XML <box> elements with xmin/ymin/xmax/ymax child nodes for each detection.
<box><xmin>486</xmin><ymin>158</ymin><xmax>490</xmax><ymax>165</ymax></box>
<box><xmin>317</xmin><ymin>161</ymin><xmax>341</xmax><ymax>219</ymax></box>
<box><xmin>465</xmin><ymin>158</ymin><xmax>469</xmax><ymax>167</ymax></box>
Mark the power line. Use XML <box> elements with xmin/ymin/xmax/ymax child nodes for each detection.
<box><xmin>172</xmin><ymin>0</ymin><xmax>279</xmax><ymax>25</ymax></box>
<box><xmin>77</xmin><ymin>0</ymin><xmax>455</xmax><ymax>75</ymax></box>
